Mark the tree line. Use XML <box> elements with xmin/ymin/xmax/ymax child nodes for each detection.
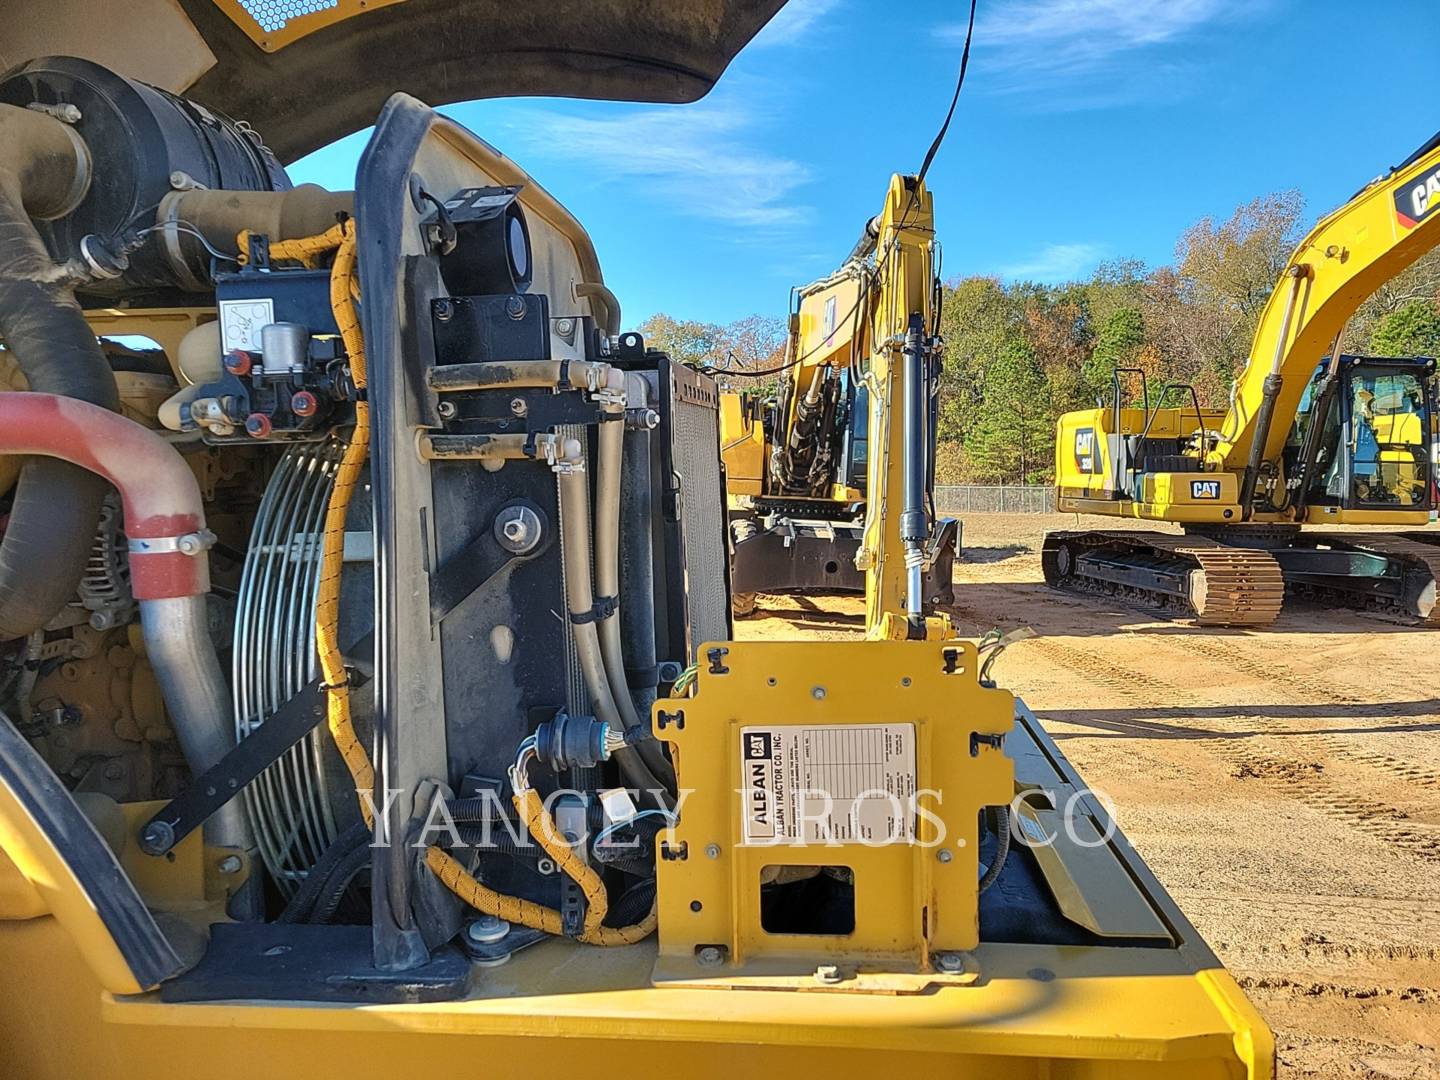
<box><xmin>638</xmin><ymin>190</ymin><xmax>1440</xmax><ymax>485</ymax></box>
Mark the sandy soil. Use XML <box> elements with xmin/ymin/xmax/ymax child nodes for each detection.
<box><xmin>735</xmin><ymin>512</ymin><xmax>1440</xmax><ymax>1079</ymax></box>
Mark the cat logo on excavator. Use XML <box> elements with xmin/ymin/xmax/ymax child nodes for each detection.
<box><xmin>1396</xmin><ymin>165</ymin><xmax>1440</xmax><ymax>227</ymax></box>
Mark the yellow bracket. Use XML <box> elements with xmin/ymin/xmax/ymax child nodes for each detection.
<box><xmin>652</xmin><ymin>639</ymin><xmax>1012</xmax><ymax>989</ymax></box>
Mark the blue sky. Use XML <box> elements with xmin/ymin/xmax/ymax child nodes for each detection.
<box><xmin>290</xmin><ymin>0</ymin><xmax>1439</xmax><ymax>329</ymax></box>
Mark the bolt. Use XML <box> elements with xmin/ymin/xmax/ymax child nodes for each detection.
<box><xmin>245</xmin><ymin>413</ymin><xmax>273</xmax><ymax>439</ymax></box>
<box><xmin>936</xmin><ymin>847</ymin><xmax>953</xmax><ymax>863</ymax></box>
<box><xmin>814</xmin><ymin>964</ymin><xmax>842</xmax><ymax>985</ymax></box>
<box><xmin>935</xmin><ymin>952</ymin><xmax>965</xmax><ymax>974</ymax></box>
<box><xmin>504</xmin><ymin>295</ymin><xmax>527</xmax><ymax>320</ymax></box>
<box><xmin>436</xmin><ymin>400</ymin><xmax>457</xmax><ymax>419</ymax></box>
<box><xmin>175</xmin><ymin>532</ymin><xmax>210</xmax><ymax>557</ymax></box>
<box><xmin>705</xmin><ymin>843</ymin><xmax>722</xmax><ymax>860</ymax></box>
<box><xmin>812</xmin><ymin>686</ymin><xmax>826</xmax><ymax>700</ymax></box>
<box><xmin>291</xmin><ymin>390</ymin><xmax>319</xmax><ymax>418</ymax></box>
<box><xmin>140</xmin><ymin>820</ymin><xmax>174</xmax><ymax>855</ymax></box>
<box><xmin>509</xmin><ymin>397</ymin><xmax>528</xmax><ymax>417</ymax></box>
<box><xmin>555</xmin><ymin>317</ymin><xmax>575</xmax><ymax>336</ymax></box>
<box><xmin>901</xmin><ymin>676</ymin><xmax>913</xmax><ymax>687</ymax></box>
<box><xmin>223</xmin><ymin>349</ymin><xmax>253</xmax><ymax>376</ymax></box>
<box><xmin>103</xmin><ymin>761</ymin><xmax>124</xmax><ymax>781</ymax></box>
<box><xmin>466</xmin><ymin>915</ymin><xmax>511</xmax><ymax>944</ymax></box>
<box><xmin>29</xmin><ymin>102</ymin><xmax>81</xmax><ymax>124</ymax></box>
<box><xmin>218</xmin><ymin>855</ymin><xmax>243</xmax><ymax>874</ymax></box>
<box><xmin>494</xmin><ymin>505</ymin><xmax>542</xmax><ymax>554</ymax></box>
<box><xmin>434</xmin><ymin>299</ymin><xmax>454</xmax><ymax>321</ymax></box>
<box><xmin>537</xmin><ymin>857</ymin><xmax>556</xmax><ymax>875</ymax></box>
<box><xmin>696</xmin><ymin>946</ymin><xmax>724</xmax><ymax>967</ymax></box>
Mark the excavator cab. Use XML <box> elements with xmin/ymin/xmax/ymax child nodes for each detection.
<box><xmin>1285</xmin><ymin>355</ymin><xmax>1436</xmax><ymax>514</ymax></box>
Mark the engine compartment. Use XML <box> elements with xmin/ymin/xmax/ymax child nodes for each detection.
<box><xmin>0</xmin><ymin>56</ymin><xmax>727</xmax><ymax>962</ymax></box>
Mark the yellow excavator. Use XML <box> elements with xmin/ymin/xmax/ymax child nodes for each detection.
<box><xmin>719</xmin><ymin>194</ymin><xmax>958</xmax><ymax>618</ymax></box>
<box><xmin>1047</xmin><ymin>130</ymin><xmax>1440</xmax><ymax>625</ymax></box>
<box><xmin>0</xmin><ymin>3</ymin><xmax>1272</xmax><ymax>1077</ymax></box>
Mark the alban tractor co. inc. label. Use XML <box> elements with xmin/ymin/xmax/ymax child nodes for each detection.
<box><xmin>740</xmin><ymin>724</ymin><xmax>917</xmax><ymax>844</ymax></box>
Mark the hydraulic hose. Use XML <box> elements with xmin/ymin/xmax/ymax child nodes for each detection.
<box><xmin>593</xmin><ymin>412</ymin><xmax>676</xmax><ymax>792</ymax></box>
<box><xmin>556</xmin><ymin>462</ymin><xmax>672</xmax><ymax>806</ymax></box>
<box><xmin>0</xmin><ymin>104</ymin><xmax>118</xmax><ymax>640</ymax></box>
<box><xmin>277</xmin><ymin>819</ymin><xmax>370</xmax><ymax>924</ymax></box>
<box><xmin>1238</xmin><ymin>265</ymin><xmax>1306</xmax><ymax>519</ymax></box>
<box><xmin>978</xmin><ymin>806</ymin><xmax>1010</xmax><ymax>894</ymax></box>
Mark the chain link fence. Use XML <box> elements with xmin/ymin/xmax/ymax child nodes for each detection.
<box><xmin>935</xmin><ymin>485</ymin><xmax>1054</xmax><ymax>513</ymax></box>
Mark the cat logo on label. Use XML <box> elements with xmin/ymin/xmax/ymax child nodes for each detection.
<box><xmin>1190</xmin><ymin>479</ymin><xmax>1221</xmax><ymax>500</ymax></box>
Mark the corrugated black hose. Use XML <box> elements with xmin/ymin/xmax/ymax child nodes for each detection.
<box><xmin>0</xmin><ymin>117</ymin><xmax>121</xmax><ymax>639</ymax></box>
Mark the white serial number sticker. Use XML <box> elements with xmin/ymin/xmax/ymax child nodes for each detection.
<box><xmin>739</xmin><ymin>724</ymin><xmax>917</xmax><ymax>844</ymax></box>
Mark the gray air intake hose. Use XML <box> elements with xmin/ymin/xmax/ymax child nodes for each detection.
<box><xmin>0</xmin><ymin>104</ymin><xmax>118</xmax><ymax>640</ymax></box>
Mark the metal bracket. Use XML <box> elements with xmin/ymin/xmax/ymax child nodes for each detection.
<box><xmin>428</xmin><ymin>500</ymin><xmax>551</xmax><ymax>624</ymax></box>
<box><xmin>139</xmin><ymin>633</ymin><xmax>372</xmax><ymax>856</ymax></box>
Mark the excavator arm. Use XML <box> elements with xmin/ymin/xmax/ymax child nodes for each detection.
<box><xmin>721</xmin><ymin>174</ymin><xmax>957</xmax><ymax>632</ymax></box>
<box><xmin>1212</xmin><ymin>129</ymin><xmax>1440</xmax><ymax>494</ymax></box>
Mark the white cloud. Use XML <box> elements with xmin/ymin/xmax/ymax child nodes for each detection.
<box><xmin>471</xmin><ymin>93</ymin><xmax>812</xmax><ymax>232</ymax></box>
<box><xmin>941</xmin><ymin>0</ymin><xmax>1268</xmax><ymax>102</ymax></box>
<box><xmin>1001</xmin><ymin>242</ymin><xmax>1106</xmax><ymax>283</ymax></box>
<box><xmin>752</xmin><ymin>0</ymin><xmax>845</xmax><ymax>47</ymax></box>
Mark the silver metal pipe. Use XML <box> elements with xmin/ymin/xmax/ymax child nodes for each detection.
<box><xmin>140</xmin><ymin>595</ymin><xmax>253</xmax><ymax>852</ymax></box>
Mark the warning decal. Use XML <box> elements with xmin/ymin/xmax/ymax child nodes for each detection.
<box><xmin>740</xmin><ymin>724</ymin><xmax>917</xmax><ymax>844</ymax></box>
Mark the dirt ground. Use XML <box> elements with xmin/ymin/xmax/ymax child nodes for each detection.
<box><xmin>735</xmin><ymin>512</ymin><xmax>1440</xmax><ymax>1079</ymax></box>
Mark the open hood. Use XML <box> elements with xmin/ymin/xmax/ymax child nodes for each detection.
<box><xmin>0</xmin><ymin>0</ymin><xmax>786</xmax><ymax>161</ymax></box>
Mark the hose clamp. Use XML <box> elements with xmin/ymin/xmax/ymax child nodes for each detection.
<box><xmin>129</xmin><ymin>529</ymin><xmax>217</xmax><ymax>558</ymax></box>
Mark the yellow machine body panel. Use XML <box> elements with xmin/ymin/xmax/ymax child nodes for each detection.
<box><xmin>0</xmin><ymin>914</ymin><xmax>1273</xmax><ymax>1080</ymax></box>
<box><xmin>1055</xmin><ymin>407</ymin><xmax>1229</xmax><ymax>500</ymax></box>
<box><xmin>0</xmin><ymin>703</ymin><xmax>1275</xmax><ymax>1080</ymax></box>
<box><xmin>718</xmin><ymin>392</ymin><xmax>766</xmax><ymax>500</ymax></box>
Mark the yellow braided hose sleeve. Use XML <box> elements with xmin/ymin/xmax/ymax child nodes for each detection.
<box><xmin>313</xmin><ymin>226</ymin><xmax>375</xmax><ymax>825</ymax></box>
<box><xmin>236</xmin><ymin>222</ymin><xmax>351</xmax><ymax>267</ymax></box>
<box><xmin>289</xmin><ymin>222</ymin><xmax>651</xmax><ymax>943</ymax></box>
<box><xmin>423</xmin><ymin>790</ymin><xmax>657</xmax><ymax>945</ymax></box>
<box><xmin>424</xmin><ymin>846</ymin><xmax>565</xmax><ymax>935</ymax></box>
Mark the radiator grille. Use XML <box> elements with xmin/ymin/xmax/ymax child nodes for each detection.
<box><xmin>668</xmin><ymin>369</ymin><xmax>729</xmax><ymax>660</ymax></box>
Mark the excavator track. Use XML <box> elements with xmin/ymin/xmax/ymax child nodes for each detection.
<box><xmin>1043</xmin><ymin>530</ymin><xmax>1286</xmax><ymax>626</ymax></box>
<box><xmin>1292</xmin><ymin>533</ymin><xmax>1440</xmax><ymax>625</ymax></box>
